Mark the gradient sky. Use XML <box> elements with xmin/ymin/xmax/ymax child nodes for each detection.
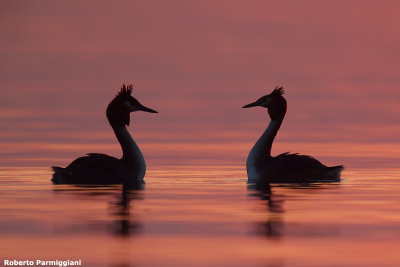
<box><xmin>0</xmin><ymin>1</ymin><xmax>399</xmax><ymax>168</ymax></box>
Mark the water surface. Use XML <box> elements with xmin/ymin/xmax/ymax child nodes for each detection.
<box><xmin>1</xmin><ymin>166</ymin><xmax>400</xmax><ymax>267</ymax></box>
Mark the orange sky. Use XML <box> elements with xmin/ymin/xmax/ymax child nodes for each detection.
<box><xmin>0</xmin><ymin>1</ymin><xmax>399</xmax><ymax>167</ymax></box>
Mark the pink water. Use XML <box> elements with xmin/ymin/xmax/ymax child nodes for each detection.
<box><xmin>1</xmin><ymin>166</ymin><xmax>400</xmax><ymax>266</ymax></box>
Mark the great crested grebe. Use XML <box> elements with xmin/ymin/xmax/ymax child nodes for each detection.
<box><xmin>243</xmin><ymin>86</ymin><xmax>343</xmax><ymax>183</ymax></box>
<box><xmin>51</xmin><ymin>84</ymin><xmax>157</xmax><ymax>186</ymax></box>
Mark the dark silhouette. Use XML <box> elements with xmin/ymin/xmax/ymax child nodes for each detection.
<box><xmin>243</xmin><ymin>86</ymin><xmax>343</xmax><ymax>183</ymax></box>
<box><xmin>52</xmin><ymin>84</ymin><xmax>157</xmax><ymax>186</ymax></box>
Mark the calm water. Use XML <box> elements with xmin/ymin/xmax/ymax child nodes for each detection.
<box><xmin>1</xmin><ymin>166</ymin><xmax>400</xmax><ymax>267</ymax></box>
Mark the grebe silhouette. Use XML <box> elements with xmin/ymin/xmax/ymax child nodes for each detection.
<box><xmin>52</xmin><ymin>84</ymin><xmax>157</xmax><ymax>186</ymax></box>
<box><xmin>243</xmin><ymin>86</ymin><xmax>343</xmax><ymax>183</ymax></box>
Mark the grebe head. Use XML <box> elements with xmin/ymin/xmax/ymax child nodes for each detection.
<box><xmin>242</xmin><ymin>86</ymin><xmax>287</xmax><ymax>120</ymax></box>
<box><xmin>107</xmin><ymin>84</ymin><xmax>158</xmax><ymax>127</ymax></box>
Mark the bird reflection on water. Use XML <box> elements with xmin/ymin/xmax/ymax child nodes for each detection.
<box><xmin>111</xmin><ymin>185</ymin><xmax>143</xmax><ymax>236</ymax></box>
<box><xmin>247</xmin><ymin>181</ymin><xmax>341</xmax><ymax>238</ymax></box>
<box><xmin>248</xmin><ymin>183</ymin><xmax>285</xmax><ymax>238</ymax></box>
<box><xmin>52</xmin><ymin>184</ymin><xmax>144</xmax><ymax>237</ymax></box>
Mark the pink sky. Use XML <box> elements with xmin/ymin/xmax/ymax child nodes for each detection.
<box><xmin>0</xmin><ymin>1</ymin><xmax>399</xmax><ymax>167</ymax></box>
